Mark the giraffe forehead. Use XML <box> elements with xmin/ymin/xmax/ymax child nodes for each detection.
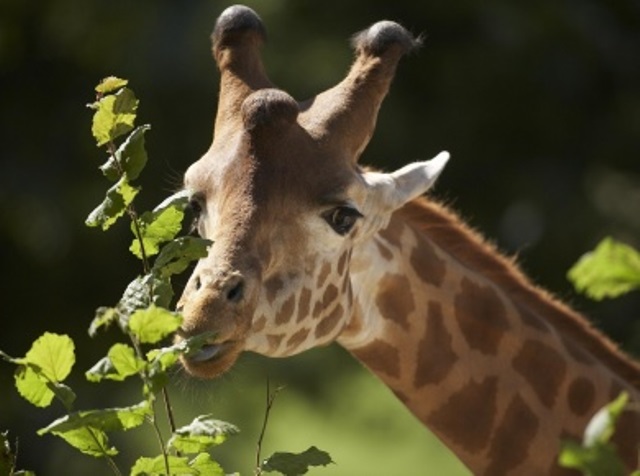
<box><xmin>186</xmin><ymin>132</ymin><xmax>359</xmax><ymax>210</ymax></box>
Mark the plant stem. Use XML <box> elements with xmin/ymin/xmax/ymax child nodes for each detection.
<box><xmin>149</xmin><ymin>411</ymin><xmax>171</xmax><ymax>476</ymax></box>
<box><xmin>162</xmin><ymin>387</ymin><xmax>178</xmax><ymax>435</ymax></box>
<box><xmin>255</xmin><ymin>379</ymin><xmax>283</xmax><ymax>476</ymax></box>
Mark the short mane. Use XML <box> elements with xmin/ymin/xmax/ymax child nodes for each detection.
<box><xmin>399</xmin><ymin>197</ymin><xmax>640</xmax><ymax>389</ymax></box>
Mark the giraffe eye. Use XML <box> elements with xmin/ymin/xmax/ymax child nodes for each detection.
<box><xmin>323</xmin><ymin>206</ymin><xmax>363</xmax><ymax>236</ymax></box>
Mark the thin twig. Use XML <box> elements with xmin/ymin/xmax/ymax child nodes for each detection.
<box><xmin>255</xmin><ymin>379</ymin><xmax>284</xmax><ymax>475</ymax></box>
<box><xmin>150</xmin><ymin>412</ymin><xmax>171</xmax><ymax>476</ymax></box>
<box><xmin>162</xmin><ymin>386</ymin><xmax>179</xmax><ymax>436</ymax></box>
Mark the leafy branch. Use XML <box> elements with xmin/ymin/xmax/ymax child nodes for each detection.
<box><xmin>1</xmin><ymin>75</ymin><xmax>333</xmax><ymax>476</ymax></box>
<box><xmin>0</xmin><ymin>76</ymin><xmax>228</xmax><ymax>476</ymax></box>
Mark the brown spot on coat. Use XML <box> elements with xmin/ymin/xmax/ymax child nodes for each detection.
<box><xmin>375</xmin><ymin>274</ymin><xmax>415</xmax><ymax>331</ymax></box>
<box><xmin>296</xmin><ymin>287</ymin><xmax>312</xmax><ymax>323</ymax></box>
<box><xmin>513</xmin><ymin>339</ymin><xmax>567</xmax><ymax>408</ymax></box>
<box><xmin>312</xmin><ymin>300</ymin><xmax>324</xmax><ymax>319</ymax></box>
<box><xmin>454</xmin><ymin>278</ymin><xmax>510</xmax><ymax>355</ymax></box>
<box><xmin>286</xmin><ymin>328</ymin><xmax>309</xmax><ymax>349</ymax></box>
<box><xmin>253</xmin><ymin>315</ymin><xmax>266</xmax><ymax>333</ymax></box>
<box><xmin>410</xmin><ymin>239</ymin><xmax>446</xmax><ymax>287</ymax></box>
<box><xmin>378</xmin><ymin>218</ymin><xmax>404</xmax><ymax>247</ymax></box>
<box><xmin>267</xmin><ymin>333</ymin><xmax>285</xmax><ymax>350</ymax></box>
<box><xmin>315</xmin><ymin>304</ymin><xmax>344</xmax><ymax>339</ymax></box>
<box><xmin>276</xmin><ymin>294</ymin><xmax>295</xmax><ymax>325</ymax></box>
<box><xmin>322</xmin><ymin>284</ymin><xmax>339</xmax><ymax>308</ymax></box>
<box><xmin>265</xmin><ymin>275</ymin><xmax>284</xmax><ymax>304</ymax></box>
<box><xmin>375</xmin><ymin>238</ymin><xmax>393</xmax><ymax>261</ymax></box>
<box><xmin>428</xmin><ymin>377</ymin><xmax>498</xmax><ymax>453</ymax></box>
<box><xmin>351</xmin><ymin>339</ymin><xmax>401</xmax><ymax>378</ymax></box>
<box><xmin>316</xmin><ymin>262</ymin><xmax>332</xmax><ymax>288</ymax></box>
<box><xmin>485</xmin><ymin>395</ymin><xmax>539</xmax><ymax>475</ymax></box>
<box><xmin>414</xmin><ymin>302</ymin><xmax>458</xmax><ymax>388</ymax></box>
<box><xmin>567</xmin><ymin>377</ymin><xmax>596</xmax><ymax>417</ymax></box>
<box><xmin>337</xmin><ymin>251</ymin><xmax>349</xmax><ymax>275</ymax></box>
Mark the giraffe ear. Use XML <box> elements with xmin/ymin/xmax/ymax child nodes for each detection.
<box><xmin>364</xmin><ymin>151</ymin><xmax>450</xmax><ymax>210</ymax></box>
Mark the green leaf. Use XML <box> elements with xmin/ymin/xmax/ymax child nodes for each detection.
<box><xmin>46</xmin><ymin>381</ymin><xmax>77</xmax><ymax>410</ymax></box>
<box><xmin>88</xmin><ymin>307</ymin><xmax>119</xmax><ymax>337</ymax></box>
<box><xmin>153</xmin><ymin>236</ymin><xmax>211</xmax><ymax>278</ymax></box>
<box><xmin>15</xmin><ymin>365</ymin><xmax>54</xmax><ymax>407</ymax></box>
<box><xmin>12</xmin><ymin>333</ymin><xmax>75</xmax><ymax>408</ymax></box>
<box><xmin>24</xmin><ymin>332</ymin><xmax>75</xmax><ymax>382</ymax></box>
<box><xmin>38</xmin><ymin>401</ymin><xmax>150</xmax><ymax>436</ymax></box>
<box><xmin>86</xmin><ymin>343</ymin><xmax>145</xmax><ymax>382</ymax></box>
<box><xmin>91</xmin><ymin>87</ymin><xmax>139</xmax><ymax>146</ymax></box>
<box><xmin>109</xmin><ymin>343</ymin><xmax>146</xmax><ymax>377</ymax></box>
<box><xmin>558</xmin><ymin>440</ymin><xmax>625</xmax><ymax>476</ymax></box>
<box><xmin>95</xmin><ymin>76</ymin><xmax>128</xmax><ymax>94</ymax></box>
<box><xmin>100</xmin><ymin>125</ymin><xmax>151</xmax><ymax>182</ymax></box>
<box><xmin>188</xmin><ymin>453</ymin><xmax>224</xmax><ymax>476</ymax></box>
<box><xmin>153</xmin><ymin>190</ymin><xmax>190</xmax><ymax>214</ymax></box>
<box><xmin>85</xmin><ymin>356</ymin><xmax>118</xmax><ymax>383</ymax></box>
<box><xmin>131</xmin><ymin>455</ymin><xmax>195</xmax><ymax>476</ymax></box>
<box><xmin>48</xmin><ymin>426</ymin><xmax>118</xmax><ymax>458</ymax></box>
<box><xmin>86</xmin><ymin>176</ymin><xmax>139</xmax><ymax>230</ymax></box>
<box><xmin>261</xmin><ymin>446</ymin><xmax>334</xmax><ymax>476</ymax></box>
<box><xmin>584</xmin><ymin>392</ymin><xmax>628</xmax><ymax>447</ymax></box>
<box><xmin>167</xmin><ymin>415</ymin><xmax>239</xmax><ymax>454</ymax></box>
<box><xmin>558</xmin><ymin>392</ymin><xmax>630</xmax><ymax>476</ymax></box>
<box><xmin>131</xmin><ymin>454</ymin><xmax>225</xmax><ymax>476</ymax></box>
<box><xmin>144</xmin><ymin>331</ymin><xmax>215</xmax><ymax>395</ymax></box>
<box><xmin>130</xmin><ymin>206</ymin><xmax>184</xmax><ymax>259</ymax></box>
<box><xmin>147</xmin><ymin>331</ymin><xmax>216</xmax><ymax>372</ymax></box>
<box><xmin>129</xmin><ymin>305</ymin><xmax>182</xmax><ymax>344</ymax></box>
<box><xmin>117</xmin><ymin>274</ymin><xmax>174</xmax><ymax>325</ymax></box>
<box><xmin>568</xmin><ymin>238</ymin><xmax>640</xmax><ymax>300</ymax></box>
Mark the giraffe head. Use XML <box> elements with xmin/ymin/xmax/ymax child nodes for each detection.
<box><xmin>176</xmin><ymin>5</ymin><xmax>448</xmax><ymax>378</ymax></box>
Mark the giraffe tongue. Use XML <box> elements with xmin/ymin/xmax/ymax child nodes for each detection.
<box><xmin>189</xmin><ymin>344</ymin><xmax>223</xmax><ymax>363</ymax></box>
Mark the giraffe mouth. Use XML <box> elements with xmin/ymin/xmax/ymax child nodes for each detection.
<box><xmin>188</xmin><ymin>343</ymin><xmax>225</xmax><ymax>363</ymax></box>
<box><xmin>181</xmin><ymin>340</ymin><xmax>242</xmax><ymax>378</ymax></box>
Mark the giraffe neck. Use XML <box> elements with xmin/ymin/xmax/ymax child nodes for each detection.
<box><xmin>338</xmin><ymin>198</ymin><xmax>640</xmax><ymax>475</ymax></box>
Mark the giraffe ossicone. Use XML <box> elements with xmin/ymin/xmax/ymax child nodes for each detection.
<box><xmin>176</xmin><ymin>5</ymin><xmax>640</xmax><ymax>474</ymax></box>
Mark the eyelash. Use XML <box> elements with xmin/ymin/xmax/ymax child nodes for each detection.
<box><xmin>188</xmin><ymin>198</ymin><xmax>203</xmax><ymax>235</ymax></box>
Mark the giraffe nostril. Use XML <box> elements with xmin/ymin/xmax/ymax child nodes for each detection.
<box><xmin>195</xmin><ymin>275</ymin><xmax>202</xmax><ymax>291</ymax></box>
<box><xmin>226</xmin><ymin>279</ymin><xmax>245</xmax><ymax>303</ymax></box>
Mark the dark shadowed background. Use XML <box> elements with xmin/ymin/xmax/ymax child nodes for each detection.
<box><xmin>1</xmin><ymin>0</ymin><xmax>639</xmax><ymax>474</ymax></box>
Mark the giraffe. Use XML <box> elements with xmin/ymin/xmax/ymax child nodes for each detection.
<box><xmin>175</xmin><ymin>5</ymin><xmax>640</xmax><ymax>474</ymax></box>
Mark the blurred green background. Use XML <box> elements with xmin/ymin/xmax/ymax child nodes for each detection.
<box><xmin>1</xmin><ymin>0</ymin><xmax>639</xmax><ymax>474</ymax></box>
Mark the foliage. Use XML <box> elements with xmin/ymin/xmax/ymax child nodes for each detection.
<box><xmin>567</xmin><ymin>237</ymin><xmax>640</xmax><ymax>300</ymax></box>
<box><xmin>0</xmin><ymin>77</ymin><xmax>331</xmax><ymax>475</ymax></box>
<box><xmin>261</xmin><ymin>447</ymin><xmax>334</xmax><ymax>476</ymax></box>
<box><xmin>559</xmin><ymin>393</ymin><xmax>639</xmax><ymax>476</ymax></box>
<box><xmin>560</xmin><ymin>239</ymin><xmax>640</xmax><ymax>475</ymax></box>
